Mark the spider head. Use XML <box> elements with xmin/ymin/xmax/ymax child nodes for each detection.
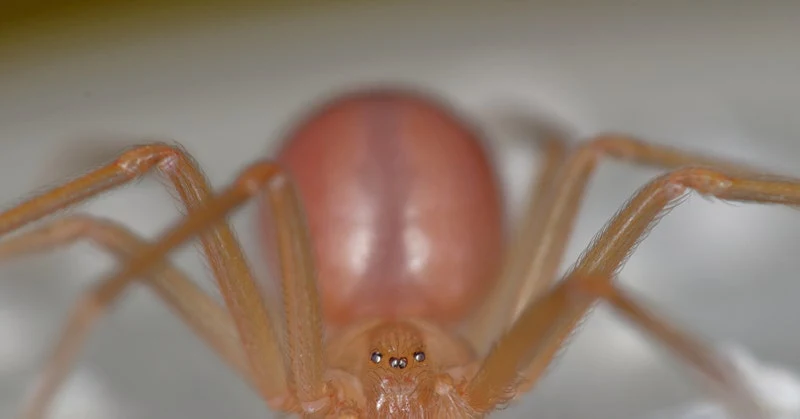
<box><xmin>361</xmin><ymin>321</ymin><xmax>437</xmax><ymax>416</ymax></box>
<box><xmin>366</xmin><ymin>321</ymin><xmax>428</xmax><ymax>374</ymax></box>
<box><xmin>325</xmin><ymin>318</ymin><xmax>477</xmax><ymax>416</ymax></box>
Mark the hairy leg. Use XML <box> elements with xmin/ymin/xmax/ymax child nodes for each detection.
<box><xmin>0</xmin><ymin>144</ymin><xmax>287</xmax><ymax>407</ymax></box>
<box><xmin>468</xmin><ymin>134</ymin><xmax>774</xmax><ymax>352</ymax></box>
<box><xmin>464</xmin><ymin>167</ymin><xmax>800</xmax><ymax>417</ymax></box>
<box><xmin>0</xmin><ymin>215</ymin><xmax>252</xmax><ymax>419</ymax></box>
<box><xmin>467</xmin><ymin>133</ymin><xmax>567</xmax><ymax>343</ymax></box>
<box><xmin>49</xmin><ymin>161</ymin><xmax>332</xmax><ymax>415</ymax></box>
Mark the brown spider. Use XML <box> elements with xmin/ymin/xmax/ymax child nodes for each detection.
<box><xmin>2</xmin><ymin>86</ymin><xmax>793</xmax><ymax>418</ymax></box>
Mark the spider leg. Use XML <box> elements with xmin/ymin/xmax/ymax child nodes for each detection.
<box><xmin>468</xmin><ymin>134</ymin><xmax>775</xmax><ymax>352</ymax></box>
<box><xmin>576</xmin><ymin>278</ymin><xmax>763</xmax><ymax>418</ymax></box>
<box><xmin>467</xmin><ymin>131</ymin><xmax>567</xmax><ymax>349</ymax></box>
<box><xmin>0</xmin><ymin>215</ymin><xmax>252</xmax><ymax>419</ymax></box>
<box><xmin>51</xmin><ymin>161</ymin><xmax>330</xmax><ymax>415</ymax></box>
<box><xmin>0</xmin><ymin>144</ymin><xmax>288</xmax><ymax>407</ymax></box>
<box><xmin>464</xmin><ymin>166</ymin><xmax>800</xmax><ymax>417</ymax></box>
<box><xmin>467</xmin><ymin>133</ymin><xmax>566</xmax><ymax>330</ymax></box>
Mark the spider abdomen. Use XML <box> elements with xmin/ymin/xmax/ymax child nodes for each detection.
<box><xmin>266</xmin><ymin>88</ymin><xmax>505</xmax><ymax>327</ymax></box>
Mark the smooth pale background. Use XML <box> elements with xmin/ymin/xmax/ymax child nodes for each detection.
<box><xmin>2</xmin><ymin>1</ymin><xmax>800</xmax><ymax>418</ymax></box>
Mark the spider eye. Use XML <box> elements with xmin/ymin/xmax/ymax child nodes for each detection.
<box><xmin>370</xmin><ymin>351</ymin><xmax>382</xmax><ymax>364</ymax></box>
<box><xmin>413</xmin><ymin>351</ymin><xmax>426</xmax><ymax>362</ymax></box>
<box><xmin>389</xmin><ymin>357</ymin><xmax>408</xmax><ymax>369</ymax></box>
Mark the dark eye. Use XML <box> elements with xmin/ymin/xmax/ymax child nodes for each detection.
<box><xmin>370</xmin><ymin>351</ymin><xmax>382</xmax><ymax>364</ymax></box>
<box><xmin>413</xmin><ymin>351</ymin><xmax>426</xmax><ymax>362</ymax></box>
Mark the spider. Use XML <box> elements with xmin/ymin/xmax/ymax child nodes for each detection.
<box><xmin>1</xmin><ymin>86</ymin><xmax>795</xmax><ymax>418</ymax></box>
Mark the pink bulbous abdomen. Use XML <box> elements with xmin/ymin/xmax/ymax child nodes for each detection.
<box><xmin>265</xmin><ymin>88</ymin><xmax>504</xmax><ymax>327</ymax></box>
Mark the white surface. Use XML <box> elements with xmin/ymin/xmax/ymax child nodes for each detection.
<box><xmin>649</xmin><ymin>345</ymin><xmax>800</xmax><ymax>419</ymax></box>
<box><xmin>2</xmin><ymin>1</ymin><xmax>800</xmax><ymax>418</ymax></box>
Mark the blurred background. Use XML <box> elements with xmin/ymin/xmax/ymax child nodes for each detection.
<box><xmin>2</xmin><ymin>1</ymin><xmax>800</xmax><ymax>418</ymax></box>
